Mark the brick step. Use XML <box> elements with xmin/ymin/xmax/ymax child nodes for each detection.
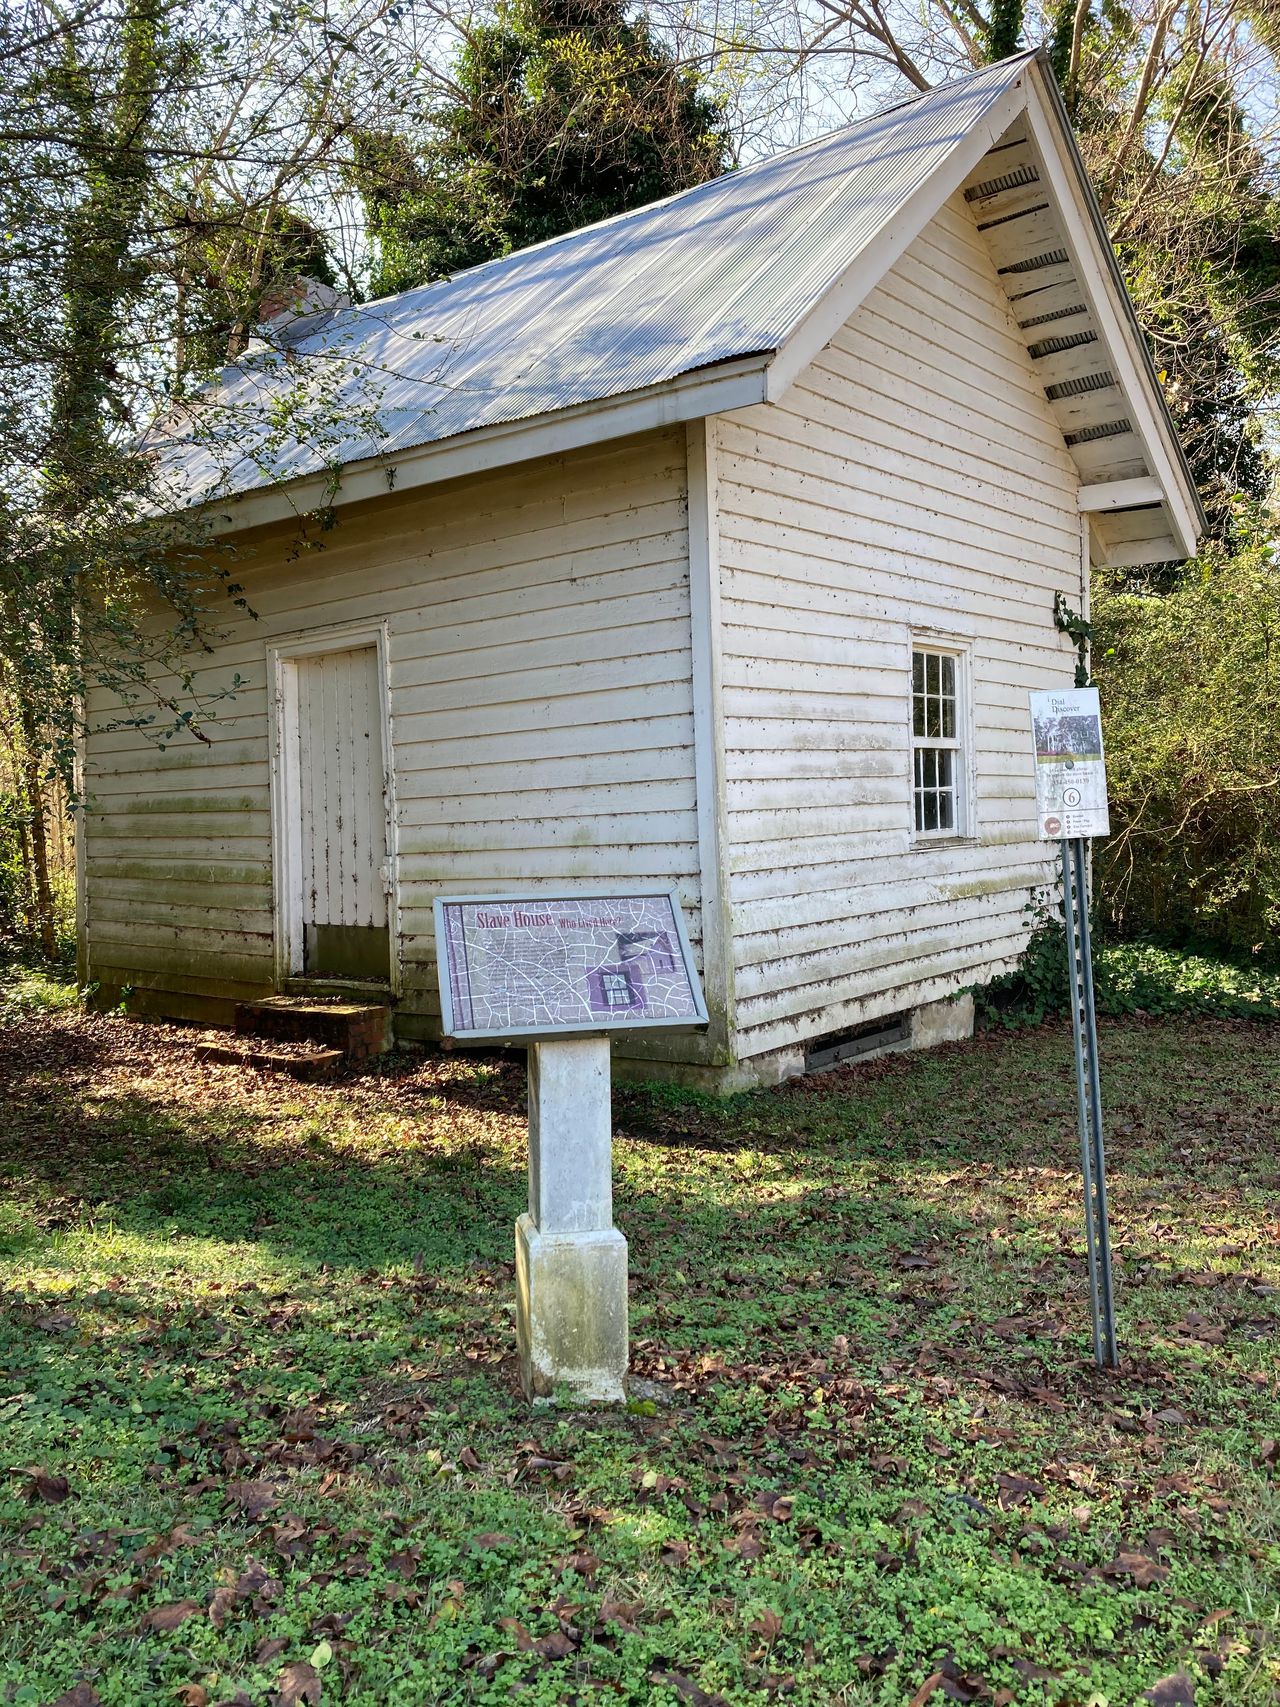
<box><xmin>196</xmin><ymin>1038</ymin><xmax>345</xmax><ymax>1081</ymax></box>
<box><xmin>234</xmin><ymin>996</ymin><xmax>393</xmax><ymax>1060</ymax></box>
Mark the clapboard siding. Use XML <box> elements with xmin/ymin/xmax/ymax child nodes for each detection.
<box><xmin>81</xmin><ymin>428</ymin><xmax>702</xmax><ymax>1041</ymax></box>
<box><xmin>716</xmin><ymin>191</ymin><xmax>1081</xmax><ymax>1062</ymax></box>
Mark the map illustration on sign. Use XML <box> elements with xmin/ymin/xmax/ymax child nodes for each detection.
<box><xmin>1029</xmin><ymin>687</ymin><xmax>1110</xmax><ymax>840</ymax></box>
<box><xmin>434</xmin><ymin>891</ymin><xmax>708</xmax><ymax>1040</ymax></box>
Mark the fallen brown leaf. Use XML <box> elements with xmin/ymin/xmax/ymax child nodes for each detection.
<box><xmin>23</xmin><ymin>1468</ymin><xmax>69</xmax><ymax>1505</ymax></box>
<box><xmin>755</xmin><ymin>1491</ymin><xmax>794</xmax><ymax>1521</ymax></box>
<box><xmin>1105</xmin><ymin>1550</ymin><xmax>1170</xmax><ymax>1588</ymax></box>
<box><xmin>276</xmin><ymin>1660</ymin><xmax>322</xmax><ymax>1706</ymax></box>
<box><xmin>225</xmin><ymin>1480</ymin><xmax>277</xmax><ymax>1522</ymax></box>
<box><xmin>1012</xmin><ymin>1658</ymin><xmax>1061</xmax><ymax>1681</ymax></box>
<box><xmin>206</xmin><ymin>1585</ymin><xmax>237</xmax><ymax>1629</ymax></box>
<box><xmin>1144</xmin><ymin>1674</ymin><xmax>1195</xmax><ymax>1705</ymax></box>
<box><xmin>140</xmin><ymin>1600</ymin><xmax>201</xmax><ymax>1634</ymax></box>
<box><xmin>534</xmin><ymin>1628</ymin><xmax>577</xmax><ymax>1660</ymax></box>
<box><xmin>995</xmin><ymin>1472</ymin><xmax>1044</xmax><ymax>1511</ymax></box>
<box><xmin>34</xmin><ymin>1311</ymin><xmax>76</xmax><ymax>1332</ymax></box>
<box><xmin>497</xmin><ymin>1617</ymin><xmax>534</xmax><ymax>1649</ymax></box>
<box><xmin>599</xmin><ymin>1597</ymin><xmax>643</xmax><ymax>1635</ymax></box>
<box><xmin>907</xmin><ymin>1672</ymin><xmax>944</xmax><ymax>1706</ymax></box>
<box><xmin>750</xmin><ymin>1606</ymin><xmax>783</xmax><ymax>1645</ymax></box>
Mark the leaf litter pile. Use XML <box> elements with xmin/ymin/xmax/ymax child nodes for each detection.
<box><xmin>0</xmin><ymin>1000</ymin><xmax>1277</xmax><ymax>1705</ymax></box>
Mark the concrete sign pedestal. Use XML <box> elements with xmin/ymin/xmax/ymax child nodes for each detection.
<box><xmin>515</xmin><ymin>1037</ymin><xmax>628</xmax><ymax>1402</ymax></box>
<box><xmin>432</xmin><ymin>891</ymin><xmax>706</xmax><ymax>1405</ymax></box>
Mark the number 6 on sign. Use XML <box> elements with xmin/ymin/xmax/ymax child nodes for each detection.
<box><xmin>1029</xmin><ymin>686</ymin><xmax>1110</xmax><ymax>842</ymax></box>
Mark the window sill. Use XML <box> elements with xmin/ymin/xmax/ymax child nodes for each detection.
<box><xmin>908</xmin><ymin>834</ymin><xmax>980</xmax><ymax>853</ymax></box>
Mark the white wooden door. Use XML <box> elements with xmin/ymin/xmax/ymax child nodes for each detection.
<box><xmin>293</xmin><ymin>645</ymin><xmax>389</xmax><ymax>980</ymax></box>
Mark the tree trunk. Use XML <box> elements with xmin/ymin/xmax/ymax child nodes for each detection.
<box><xmin>21</xmin><ymin>709</ymin><xmax>57</xmax><ymax>959</ymax></box>
<box><xmin>14</xmin><ymin>811</ymin><xmax>34</xmax><ymax>944</ymax></box>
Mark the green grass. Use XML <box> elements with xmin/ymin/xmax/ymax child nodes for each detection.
<box><xmin>0</xmin><ymin>958</ymin><xmax>82</xmax><ymax>1025</ymax></box>
<box><xmin>0</xmin><ymin>991</ymin><xmax>1277</xmax><ymax>1705</ymax></box>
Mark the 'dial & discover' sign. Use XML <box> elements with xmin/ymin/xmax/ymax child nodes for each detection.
<box><xmin>1029</xmin><ymin>686</ymin><xmax>1111</xmax><ymax>841</ymax></box>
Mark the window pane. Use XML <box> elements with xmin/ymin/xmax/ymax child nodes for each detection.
<box><xmin>940</xmin><ymin>656</ymin><xmax>956</xmax><ymax>737</ymax></box>
<box><xmin>911</xmin><ymin>649</ymin><xmax>966</xmax><ymax>838</ymax></box>
<box><xmin>937</xmin><ymin>750</ymin><xmax>955</xmax><ymax>830</ymax></box>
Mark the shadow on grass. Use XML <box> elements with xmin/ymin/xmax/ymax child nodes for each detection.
<box><xmin>0</xmin><ymin>1015</ymin><xmax>1019</xmax><ymax>1345</ymax></box>
<box><xmin>3</xmin><ymin>1012</ymin><xmax>1277</xmax><ymax>1341</ymax></box>
<box><xmin>0</xmin><ymin>1011</ymin><xmax>1270</xmax><ymax>1272</ymax></box>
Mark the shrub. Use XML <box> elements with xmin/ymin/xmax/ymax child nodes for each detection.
<box><xmin>1091</xmin><ymin>531</ymin><xmax>1280</xmax><ymax>958</ymax></box>
<box><xmin>974</xmin><ymin>899</ymin><xmax>1280</xmax><ymax>1028</ymax></box>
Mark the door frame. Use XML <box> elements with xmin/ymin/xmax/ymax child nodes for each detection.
<box><xmin>267</xmin><ymin>620</ymin><xmax>400</xmax><ymax>994</ymax></box>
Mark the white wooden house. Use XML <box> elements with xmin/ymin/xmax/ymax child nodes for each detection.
<box><xmin>79</xmin><ymin>50</ymin><xmax>1203</xmax><ymax>1088</ymax></box>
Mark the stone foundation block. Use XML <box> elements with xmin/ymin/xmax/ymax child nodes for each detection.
<box><xmin>515</xmin><ymin>1214</ymin><xmax>627</xmax><ymax>1403</ymax></box>
<box><xmin>912</xmin><ymin>993</ymin><xmax>975</xmax><ymax>1049</ymax></box>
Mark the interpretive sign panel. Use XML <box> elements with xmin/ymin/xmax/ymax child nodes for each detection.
<box><xmin>434</xmin><ymin>890</ymin><xmax>708</xmax><ymax>1041</ymax></box>
<box><xmin>1029</xmin><ymin>687</ymin><xmax>1110</xmax><ymax>841</ymax></box>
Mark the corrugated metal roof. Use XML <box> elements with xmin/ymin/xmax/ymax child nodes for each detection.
<box><xmin>154</xmin><ymin>54</ymin><xmax>1034</xmax><ymax>506</ymax></box>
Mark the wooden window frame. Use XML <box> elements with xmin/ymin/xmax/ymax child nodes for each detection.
<box><xmin>909</xmin><ymin>636</ymin><xmax>975</xmax><ymax>844</ymax></box>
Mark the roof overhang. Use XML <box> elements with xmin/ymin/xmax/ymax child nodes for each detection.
<box><xmin>1022</xmin><ymin>57</ymin><xmax>1205</xmax><ymax>561</ymax></box>
<box><xmin>191</xmin><ymin>353</ymin><xmax>771</xmax><ymax>539</ymax></box>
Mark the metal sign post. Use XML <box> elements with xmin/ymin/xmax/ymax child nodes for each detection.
<box><xmin>1061</xmin><ymin>836</ymin><xmax>1118</xmax><ymax>1368</ymax></box>
<box><xmin>1030</xmin><ymin>686</ymin><xmax>1119</xmax><ymax>1370</ymax></box>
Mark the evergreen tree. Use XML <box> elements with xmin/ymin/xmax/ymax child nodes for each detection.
<box><xmin>353</xmin><ymin>0</ymin><xmax>731</xmax><ymax>296</ymax></box>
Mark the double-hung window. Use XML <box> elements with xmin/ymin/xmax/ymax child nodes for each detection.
<box><xmin>911</xmin><ymin>646</ymin><xmax>965</xmax><ymax>837</ymax></box>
